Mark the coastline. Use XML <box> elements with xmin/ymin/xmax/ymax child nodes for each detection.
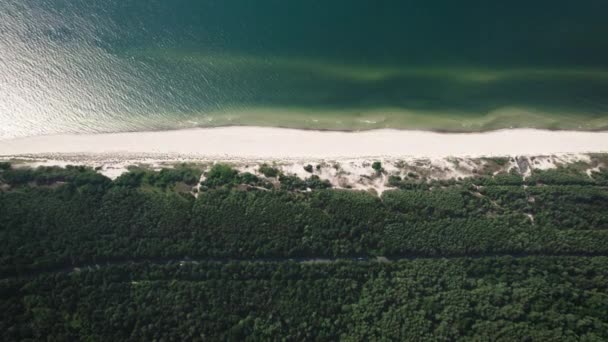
<box><xmin>3</xmin><ymin>106</ymin><xmax>608</xmax><ymax>141</ymax></box>
<box><xmin>1</xmin><ymin>127</ymin><xmax>608</xmax><ymax>159</ymax></box>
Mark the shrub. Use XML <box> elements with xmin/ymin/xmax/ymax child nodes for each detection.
<box><xmin>304</xmin><ymin>164</ymin><xmax>314</xmax><ymax>173</ymax></box>
<box><xmin>259</xmin><ymin>164</ymin><xmax>280</xmax><ymax>178</ymax></box>
<box><xmin>387</xmin><ymin>175</ymin><xmax>402</xmax><ymax>187</ymax></box>
<box><xmin>238</xmin><ymin>172</ymin><xmax>260</xmax><ymax>185</ymax></box>
<box><xmin>279</xmin><ymin>174</ymin><xmax>332</xmax><ymax>191</ymax></box>
<box><xmin>202</xmin><ymin>164</ymin><xmax>239</xmax><ymax>188</ymax></box>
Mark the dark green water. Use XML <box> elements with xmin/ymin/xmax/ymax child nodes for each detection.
<box><xmin>1</xmin><ymin>0</ymin><xmax>608</xmax><ymax>138</ymax></box>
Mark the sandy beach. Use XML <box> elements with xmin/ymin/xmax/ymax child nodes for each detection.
<box><xmin>1</xmin><ymin>127</ymin><xmax>608</xmax><ymax>159</ymax></box>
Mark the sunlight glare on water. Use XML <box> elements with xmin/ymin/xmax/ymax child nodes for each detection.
<box><xmin>1</xmin><ymin>0</ymin><xmax>607</xmax><ymax>138</ymax></box>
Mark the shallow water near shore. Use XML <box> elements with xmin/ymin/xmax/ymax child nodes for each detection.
<box><xmin>1</xmin><ymin>0</ymin><xmax>608</xmax><ymax>139</ymax></box>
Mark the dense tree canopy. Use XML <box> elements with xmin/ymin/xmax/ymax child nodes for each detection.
<box><xmin>1</xmin><ymin>162</ymin><xmax>607</xmax><ymax>340</ymax></box>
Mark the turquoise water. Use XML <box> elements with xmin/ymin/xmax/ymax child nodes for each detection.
<box><xmin>1</xmin><ymin>0</ymin><xmax>608</xmax><ymax>138</ymax></box>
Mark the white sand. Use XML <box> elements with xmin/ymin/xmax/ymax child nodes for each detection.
<box><xmin>0</xmin><ymin>127</ymin><xmax>607</xmax><ymax>158</ymax></box>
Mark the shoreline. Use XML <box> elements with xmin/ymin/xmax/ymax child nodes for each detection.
<box><xmin>2</xmin><ymin>127</ymin><xmax>608</xmax><ymax>160</ymax></box>
<box><xmin>4</xmin><ymin>106</ymin><xmax>608</xmax><ymax>141</ymax></box>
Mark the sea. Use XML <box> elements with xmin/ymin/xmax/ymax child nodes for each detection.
<box><xmin>1</xmin><ymin>0</ymin><xmax>607</xmax><ymax>139</ymax></box>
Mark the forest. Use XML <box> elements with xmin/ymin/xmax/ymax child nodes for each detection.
<box><xmin>1</xmin><ymin>162</ymin><xmax>607</xmax><ymax>340</ymax></box>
